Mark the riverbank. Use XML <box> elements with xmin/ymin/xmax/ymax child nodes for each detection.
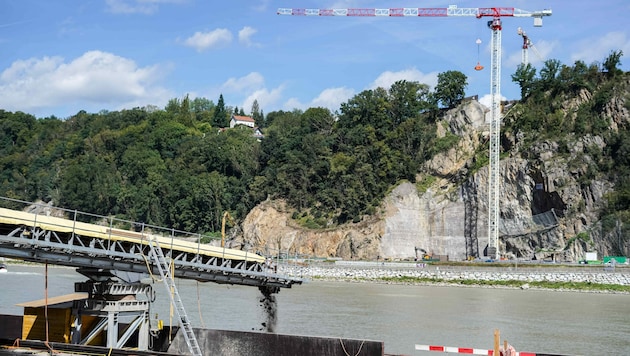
<box><xmin>278</xmin><ymin>261</ymin><xmax>630</xmax><ymax>293</ymax></box>
<box><xmin>5</xmin><ymin>258</ymin><xmax>629</xmax><ymax>293</ymax></box>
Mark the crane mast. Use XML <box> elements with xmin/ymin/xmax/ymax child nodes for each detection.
<box><xmin>487</xmin><ymin>17</ymin><xmax>502</xmax><ymax>260</ymax></box>
<box><xmin>278</xmin><ymin>5</ymin><xmax>551</xmax><ymax>260</ymax></box>
<box><xmin>518</xmin><ymin>27</ymin><xmax>544</xmax><ymax>66</ymax></box>
<box><xmin>517</xmin><ymin>27</ymin><xmax>531</xmax><ymax>65</ymax></box>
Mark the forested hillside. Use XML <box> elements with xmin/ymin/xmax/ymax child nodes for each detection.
<box><xmin>1</xmin><ymin>52</ymin><xmax>628</xmax><ymax>255</ymax></box>
<box><xmin>0</xmin><ymin>73</ymin><xmax>463</xmax><ymax>233</ymax></box>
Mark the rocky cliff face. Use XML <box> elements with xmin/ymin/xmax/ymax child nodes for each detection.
<box><xmin>238</xmin><ymin>99</ymin><xmax>628</xmax><ymax>262</ymax></box>
<box><xmin>234</xmin><ymin>199</ymin><xmax>383</xmax><ymax>260</ymax></box>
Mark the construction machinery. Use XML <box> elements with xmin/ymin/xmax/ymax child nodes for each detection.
<box><xmin>517</xmin><ymin>26</ymin><xmax>544</xmax><ymax>65</ymax></box>
<box><xmin>0</xmin><ymin>197</ymin><xmax>302</xmax><ymax>355</ymax></box>
<box><xmin>221</xmin><ymin>210</ymin><xmax>235</xmax><ymax>247</ymax></box>
<box><xmin>278</xmin><ymin>5</ymin><xmax>552</xmax><ymax>260</ymax></box>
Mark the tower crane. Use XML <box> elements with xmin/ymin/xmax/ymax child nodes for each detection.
<box><xmin>278</xmin><ymin>5</ymin><xmax>551</xmax><ymax>260</ymax></box>
<box><xmin>517</xmin><ymin>26</ymin><xmax>544</xmax><ymax>65</ymax></box>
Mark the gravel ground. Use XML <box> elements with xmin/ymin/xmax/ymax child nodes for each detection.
<box><xmin>276</xmin><ymin>261</ymin><xmax>630</xmax><ymax>293</ymax></box>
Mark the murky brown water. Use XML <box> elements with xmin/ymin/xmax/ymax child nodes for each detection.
<box><xmin>2</xmin><ymin>265</ymin><xmax>629</xmax><ymax>355</ymax></box>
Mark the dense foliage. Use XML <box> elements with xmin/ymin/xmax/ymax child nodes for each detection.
<box><xmin>0</xmin><ymin>103</ymin><xmax>261</xmax><ymax>233</ymax></box>
<box><xmin>2</xmin><ymin>50</ymin><xmax>629</xmax><ymax>252</ymax></box>
<box><xmin>260</xmin><ymin>81</ymin><xmax>438</xmax><ymax>225</ymax></box>
<box><xmin>0</xmin><ymin>75</ymin><xmax>461</xmax><ymax>233</ymax></box>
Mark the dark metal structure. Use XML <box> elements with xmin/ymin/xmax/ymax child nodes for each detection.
<box><xmin>0</xmin><ymin>197</ymin><xmax>302</xmax><ymax>353</ymax></box>
<box><xmin>0</xmin><ymin>197</ymin><xmax>301</xmax><ymax>289</ymax></box>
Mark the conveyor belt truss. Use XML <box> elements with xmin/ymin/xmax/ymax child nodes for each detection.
<box><xmin>0</xmin><ymin>198</ymin><xmax>301</xmax><ymax>290</ymax></box>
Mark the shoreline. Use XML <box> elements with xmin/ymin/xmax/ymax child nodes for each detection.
<box><xmin>307</xmin><ymin>276</ymin><xmax>630</xmax><ymax>294</ymax></box>
<box><xmin>5</xmin><ymin>259</ymin><xmax>629</xmax><ymax>294</ymax></box>
<box><xmin>279</xmin><ymin>262</ymin><xmax>630</xmax><ymax>294</ymax></box>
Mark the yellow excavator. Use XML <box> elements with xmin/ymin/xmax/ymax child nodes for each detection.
<box><xmin>221</xmin><ymin>211</ymin><xmax>235</xmax><ymax>248</ymax></box>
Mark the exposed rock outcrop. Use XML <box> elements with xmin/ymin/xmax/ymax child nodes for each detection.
<box><xmin>234</xmin><ymin>199</ymin><xmax>384</xmax><ymax>260</ymax></box>
<box><xmin>238</xmin><ymin>98</ymin><xmax>628</xmax><ymax>262</ymax></box>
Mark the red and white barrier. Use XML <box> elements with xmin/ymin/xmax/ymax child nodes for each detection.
<box><xmin>415</xmin><ymin>344</ymin><xmax>536</xmax><ymax>356</ymax></box>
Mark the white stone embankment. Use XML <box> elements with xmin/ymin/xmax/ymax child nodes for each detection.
<box><xmin>277</xmin><ymin>261</ymin><xmax>630</xmax><ymax>289</ymax></box>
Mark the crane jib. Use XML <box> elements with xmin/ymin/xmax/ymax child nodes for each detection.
<box><xmin>277</xmin><ymin>7</ymin><xmax>551</xmax><ymax>19</ymax></box>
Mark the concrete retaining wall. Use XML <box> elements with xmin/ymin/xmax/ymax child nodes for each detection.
<box><xmin>168</xmin><ymin>328</ymin><xmax>384</xmax><ymax>356</ymax></box>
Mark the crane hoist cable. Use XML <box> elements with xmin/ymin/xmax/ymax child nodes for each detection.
<box><xmin>475</xmin><ymin>38</ymin><xmax>484</xmax><ymax>71</ymax></box>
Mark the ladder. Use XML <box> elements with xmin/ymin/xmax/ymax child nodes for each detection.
<box><xmin>147</xmin><ymin>235</ymin><xmax>202</xmax><ymax>356</ymax></box>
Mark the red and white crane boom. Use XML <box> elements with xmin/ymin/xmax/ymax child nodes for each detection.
<box><xmin>278</xmin><ymin>5</ymin><xmax>551</xmax><ymax>260</ymax></box>
<box><xmin>277</xmin><ymin>6</ymin><xmax>551</xmax><ymax>19</ymax></box>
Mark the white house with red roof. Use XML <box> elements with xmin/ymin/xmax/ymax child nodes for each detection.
<box><xmin>229</xmin><ymin>115</ymin><xmax>255</xmax><ymax>128</ymax></box>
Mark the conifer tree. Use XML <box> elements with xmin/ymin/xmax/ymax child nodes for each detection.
<box><xmin>212</xmin><ymin>94</ymin><xmax>228</xmax><ymax>127</ymax></box>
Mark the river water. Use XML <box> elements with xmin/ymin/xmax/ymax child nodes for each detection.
<box><xmin>1</xmin><ymin>265</ymin><xmax>628</xmax><ymax>355</ymax></box>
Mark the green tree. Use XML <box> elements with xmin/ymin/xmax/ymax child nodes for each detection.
<box><xmin>165</xmin><ymin>98</ymin><xmax>180</xmax><ymax>114</ymax></box>
<box><xmin>338</xmin><ymin>87</ymin><xmax>391</xmax><ymax>141</ymax></box>
<box><xmin>0</xmin><ymin>110</ymin><xmax>37</xmax><ymax>153</ymax></box>
<box><xmin>190</xmin><ymin>97</ymin><xmax>214</xmax><ymax>123</ymax></box>
<box><xmin>212</xmin><ymin>94</ymin><xmax>228</xmax><ymax>128</ymax></box>
<box><xmin>60</xmin><ymin>154</ymin><xmax>121</xmax><ymax>216</ymax></box>
<box><xmin>559</xmin><ymin>60</ymin><xmax>591</xmax><ymax>93</ymax></box>
<box><xmin>260</xmin><ymin>108</ymin><xmax>333</xmax><ymax>210</ymax></box>
<box><xmin>603</xmin><ymin>50</ymin><xmax>623</xmax><ymax>77</ymax></box>
<box><xmin>539</xmin><ymin>59</ymin><xmax>562</xmax><ymax>88</ymax></box>
<box><xmin>251</xmin><ymin>99</ymin><xmax>264</xmax><ymax>128</ymax></box>
<box><xmin>178</xmin><ymin>94</ymin><xmax>193</xmax><ymax>126</ymax></box>
<box><xmin>434</xmin><ymin>70</ymin><xmax>468</xmax><ymax>108</ymax></box>
<box><xmin>387</xmin><ymin>80</ymin><xmax>433</xmax><ymax>127</ymax></box>
<box><xmin>191</xmin><ymin>97</ymin><xmax>214</xmax><ymax>113</ymax></box>
<box><xmin>511</xmin><ymin>63</ymin><xmax>537</xmax><ymax>99</ymax></box>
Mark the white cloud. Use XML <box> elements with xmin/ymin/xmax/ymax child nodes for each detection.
<box><xmin>241</xmin><ymin>86</ymin><xmax>285</xmax><ymax>114</ymax></box>
<box><xmin>368</xmin><ymin>68</ymin><xmax>438</xmax><ymax>90</ymax></box>
<box><xmin>105</xmin><ymin>0</ymin><xmax>185</xmax><ymax>15</ymax></box>
<box><xmin>0</xmin><ymin>51</ymin><xmax>172</xmax><ymax>116</ymax></box>
<box><xmin>281</xmin><ymin>68</ymin><xmax>436</xmax><ymax>113</ymax></box>
<box><xmin>221</xmin><ymin>72</ymin><xmax>265</xmax><ymax>93</ymax></box>
<box><xmin>283</xmin><ymin>98</ymin><xmax>303</xmax><ymax>111</ymax></box>
<box><xmin>505</xmin><ymin>39</ymin><xmax>558</xmax><ymax>68</ymax></box>
<box><xmin>226</xmin><ymin>69</ymin><xmax>438</xmax><ymax>115</ymax></box>
<box><xmin>238</xmin><ymin>26</ymin><xmax>259</xmax><ymax>47</ymax></box>
<box><xmin>478</xmin><ymin>94</ymin><xmax>491</xmax><ymax>110</ymax></box>
<box><xmin>183</xmin><ymin>29</ymin><xmax>232</xmax><ymax>52</ymax></box>
<box><xmin>251</xmin><ymin>0</ymin><xmax>271</xmax><ymax>12</ymax></box>
<box><xmin>571</xmin><ymin>31</ymin><xmax>630</xmax><ymax>65</ymax></box>
<box><xmin>204</xmin><ymin>72</ymin><xmax>285</xmax><ymax>114</ymax></box>
<box><xmin>311</xmin><ymin>87</ymin><xmax>354</xmax><ymax>110</ymax></box>
<box><xmin>478</xmin><ymin>94</ymin><xmax>507</xmax><ymax>109</ymax></box>
<box><xmin>283</xmin><ymin>87</ymin><xmax>355</xmax><ymax>113</ymax></box>
<box><xmin>328</xmin><ymin>0</ymin><xmax>363</xmax><ymax>8</ymax></box>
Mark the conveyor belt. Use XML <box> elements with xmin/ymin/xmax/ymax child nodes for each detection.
<box><xmin>0</xmin><ymin>207</ymin><xmax>264</xmax><ymax>263</ymax></box>
<box><xmin>0</xmin><ymin>204</ymin><xmax>301</xmax><ymax>289</ymax></box>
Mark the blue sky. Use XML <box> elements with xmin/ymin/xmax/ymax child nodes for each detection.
<box><xmin>1</xmin><ymin>0</ymin><xmax>628</xmax><ymax>119</ymax></box>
